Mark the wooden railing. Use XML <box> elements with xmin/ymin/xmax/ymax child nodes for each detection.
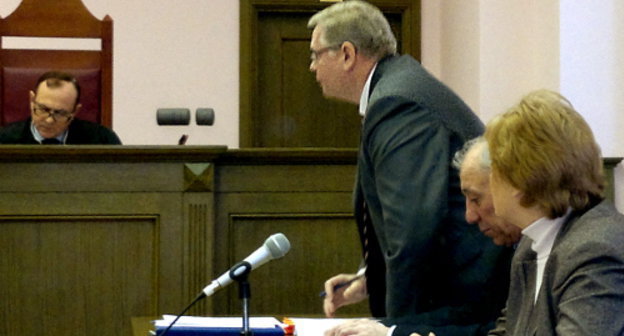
<box><xmin>0</xmin><ymin>146</ymin><xmax>619</xmax><ymax>335</ymax></box>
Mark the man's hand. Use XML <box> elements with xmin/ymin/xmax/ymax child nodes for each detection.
<box><xmin>323</xmin><ymin>273</ymin><xmax>367</xmax><ymax>317</ymax></box>
<box><xmin>324</xmin><ymin>319</ymin><xmax>387</xmax><ymax>336</ymax></box>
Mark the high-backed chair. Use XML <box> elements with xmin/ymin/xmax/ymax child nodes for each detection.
<box><xmin>0</xmin><ymin>0</ymin><xmax>112</xmax><ymax>127</ymax></box>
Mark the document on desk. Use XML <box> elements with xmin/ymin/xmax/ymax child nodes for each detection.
<box><xmin>152</xmin><ymin>316</ymin><xmax>369</xmax><ymax>336</ymax></box>
<box><xmin>154</xmin><ymin>315</ymin><xmax>282</xmax><ymax>328</ymax></box>
<box><xmin>152</xmin><ymin>315</ymin><xmax>285</xmax><ymax>336</ymax></box>
<box><xmin>286</xmin><ymin>318</ymin><xmax>366</xmax><ymax>336</ymax></box>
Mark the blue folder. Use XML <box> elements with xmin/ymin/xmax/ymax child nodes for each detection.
<box><xmin>154</xmin><ymin>325</ymin><xmax>285</xmax><ymax>336</ymax></box>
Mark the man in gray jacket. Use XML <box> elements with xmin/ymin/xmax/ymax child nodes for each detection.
<box><xmin>485</xmin><ymin>89</ymin><xmax>624</xmax><ymax>335</ymax></box>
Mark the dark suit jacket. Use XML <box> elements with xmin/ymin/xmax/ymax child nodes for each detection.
<box><xmin>488</xmin><ymin>199</ymin><xmax>624</xmax><ymax>335</ymax></box>
<box><xmin>0</xmin><ymin>117</ymin><xmax>122</xmax><ymax>144</ymax></box>
<box><xmin>356</xmin><ymin>55</ymin><xmax>512</xmax><ymax>335</ymax></box>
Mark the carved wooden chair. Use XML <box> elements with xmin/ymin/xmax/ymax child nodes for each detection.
<box><xmin>0</xmin><ymin>0</ymin><xmax>113</xmax><ymax>126</ymax></box>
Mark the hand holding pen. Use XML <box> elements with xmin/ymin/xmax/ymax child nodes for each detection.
<box><xmin>321</xmin><ymin>268</ymin><xmax>368</xmax><ymax>317</ymax></box>
<box><xmin>319</xmin><ymin>267</ymin><xmax>366</xmax><ymax>297</ymax></box>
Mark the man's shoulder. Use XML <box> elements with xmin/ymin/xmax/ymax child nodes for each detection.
<box><xmin>565</xmin><ymin>201</ymin><xmax>624</xmax><ymax>238</ymax></box>
<box><xmin>377</xmin><ymin>54</ymin><xmax>420</xmax><ymax>70</ymax></box>
<box><xmin>0</xmin><ymin>119</ymin><xmax>29</xmax><ymax>132</ymax></box>
<box><xmin>69</xmin><ymin>118</ymin><xmax>110</xmax><ymax>131</ymax></box>
<box><xmin>554</xmin><ymin>200</ymin><xmax>624</xmax><ymax>261</ymax></box>
<box><xmin>373</xmin><ymin>55</ymin><xmax>423</xmax><ymax>87</ymax></box>
<box><xmin>0</xmin><ymin>119</ymin><xmax>33</xmax><ymax>143</ymax></box>
<box><xmin>372</xmin><ymin>54</ymin><xmax>471</xmax><ymax>110</ymax></box>
<box><xmin>370</xmin><ymin>54</ymin><xmax>482</xmax><ymax>137</ymax></box>
<box><xmin>68</xmin><ymin>118</ymin><xmax>122</xmax><ymax>144</ymax></box>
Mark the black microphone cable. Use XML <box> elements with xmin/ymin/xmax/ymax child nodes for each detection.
<box><xmin>155</xmin><ymin>233</ymin><xmax>290</xmax><ymax>335</ymax></box>
<box><xmin>156</xmin><ymin>262</ymin><xmax>253</xmax><ymax>335</ymax></box>
<box><xmin>156</xmin><ymin>292</ymin><xmax>206</xmax><ymax>336</ymax></box>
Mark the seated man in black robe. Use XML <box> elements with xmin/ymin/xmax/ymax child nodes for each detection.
<box><xmin>0</xmin><ymin>71</ymin><xmax>121</xmax><ymax>145</ymax></box>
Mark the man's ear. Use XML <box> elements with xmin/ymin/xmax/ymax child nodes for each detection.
<box><xmin>73</xmin><ymin>103</ymin><xmax>82</xmax><ymax>116</ymax></box>
<box><xmin>341</xmin><ymin>41</ymin><xmax>358</xmax><ymax>71</ymax></box>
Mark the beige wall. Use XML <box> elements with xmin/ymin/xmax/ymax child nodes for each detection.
<box><xmin>422</xmin><ymin>0</ymin><xmax>624</xmax><ymax>211</ymax></box>
<box><xmin>1</xmin><ymin>0</ymin><xmax>240</xmax><ymax>146</ymax></box>
<box><xmin>1</xmin><ymin>0</ymin><xmax>623</xmax><ymax>210</ymax></box>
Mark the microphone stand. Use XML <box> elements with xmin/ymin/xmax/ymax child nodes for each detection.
<box><xmin>230</xmin><ymin>261</ymin><xmax>254</xmax><ymax>336</ymax></box>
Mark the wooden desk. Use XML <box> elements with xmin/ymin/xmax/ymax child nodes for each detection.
<box><xmin>0</xmin><ymin>146</ymin><xmax>619</xmax><ymax>336</ymax></box>
<box><xmin>0</xmin><ymin>146</ymin><xmax>367</xmax><ymax>336</ymax></box>
<box><xmin>131</xmin><ymin>316</ymin><xmax>156</xmax><ymax>336</ymax></box>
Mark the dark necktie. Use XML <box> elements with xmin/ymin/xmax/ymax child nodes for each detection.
<box><xmin>41</xmin><ymin>138</ymin><xmax>62</xmax><ymax>145</ymax></box>
<box><xmin>362</xmin><ymin>201</ymin><xmax>371</xmax><ymax>263</ymax></box>
<box><xmin>513</xmin><ymin>237</ymin><xmax>538</xmax><ymax>335</ymax></box>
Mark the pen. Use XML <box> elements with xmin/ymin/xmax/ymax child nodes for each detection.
<box><xmin>319</xmin><ymin>268</ymin><xmax>366</xmax><ymax>298</ymax></box>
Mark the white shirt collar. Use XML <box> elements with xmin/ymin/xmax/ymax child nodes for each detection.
<box><xmin>522</xmin><ymin>207</ymin><xmax>572</xmax><ymax>256</ymax></box>
<box><xmin>521</xmin><ymin>207</ymin><xmax>572</xmax><ymax>303</ymax></box>
<box><xmin>359</xmin><ymin>63</ymin><xmax>378</xmax><ymax>117</ymax></box>
<box><xmin>30</xmin><ymin>121</ymin><xmax>68</xmax><ymax>144</ymax></box>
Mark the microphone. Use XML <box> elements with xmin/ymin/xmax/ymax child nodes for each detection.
<box><xmin>201</xmin><ymin>233</ymin><xmax>291</xmax><ymax>297</ymax></box>
<box><xmin>157</xmin><ymin>233</ymin><xmax>290</xmax><ymax>336</ymax></box>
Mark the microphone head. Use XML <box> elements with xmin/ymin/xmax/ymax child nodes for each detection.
<box><xmin>264</xmin><ymin>233</ymin><xmax>291</xmax><ymax>259</ymax></box>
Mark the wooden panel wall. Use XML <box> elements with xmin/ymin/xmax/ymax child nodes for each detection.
<box><xmin>0</xmin><ymin>215</ymin><xmax>157</xmax><ymax>335</ymax></box>
<box><xmin>0</xmin><ymin>147</ymin><xmax>620</xmax><ymax>335</ymax></box>
<box><xmin>212</xmin><ymin>150</ymin><xmax>369</xmax><ymax>316</ymax></box>
<box><xmin>0</xmin><ymin>147</ymin><xmax>225</xmax><ymax>336</ymax></box>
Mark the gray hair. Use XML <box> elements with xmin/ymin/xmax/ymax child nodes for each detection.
<box><xmin>453</xmin><ymin>136</ymin><xmax>491</xmax><ymax>172</ymax></box>
<box><xmin>307</xmin><ymin>0</ymin><xmax>397</xmax><ymax>61</ymax></box>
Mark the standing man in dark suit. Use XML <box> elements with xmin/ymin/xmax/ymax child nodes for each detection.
<box><xmin>327</xmin><ymin>137</ymin><xmax>521</xmax><ymax>336</ymax></box>
<box><xmin>309</xmin><ymin>1</ymin><xmax>511</xmax><ymax>335</ymax></box>
<box><xmin>484</xmin><ymin>89</ymin><xmax>624</xmax><ymax>335</ymax></box>
<box><xmin>0</xmin><ymin>71</ymin><xmax>121</xmax><ymax>144</ymax></box>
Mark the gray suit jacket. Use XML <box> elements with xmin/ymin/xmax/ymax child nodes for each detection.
<box><xmin>489</xmin><ymin>199</ymin><xmax>624</xmax><ymax>335</ymax></box>
<box><xmin>355</xmin><ymin>55</ymin><xmax>512</xmax><ymax>335</ymax></box>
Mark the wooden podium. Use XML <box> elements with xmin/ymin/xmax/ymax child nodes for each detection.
<box><xmin>0</xmin><ymin>146</ymin><xmax>369</xmax><ymax>336</ymax></box>
<box><xmin>0</xmin><ymin>146</ymin><xmax>619</xmax><ymax>335</ymax></box>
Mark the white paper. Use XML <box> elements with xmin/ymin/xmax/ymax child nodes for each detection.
<box><xmin>286</xmin><ymin>318</ymin><xmax>367</xmax><ymax>336</ymax></box>
<box><xmin>154</xmin><ymin>315</ymin><xmax>282</xmax><ymax>329</ymax></box>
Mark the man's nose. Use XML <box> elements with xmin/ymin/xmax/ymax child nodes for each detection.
<box><xmin>465</xmin><ymin>204</ymin><xmax>479</xmax><ymax>224</ymax></box>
